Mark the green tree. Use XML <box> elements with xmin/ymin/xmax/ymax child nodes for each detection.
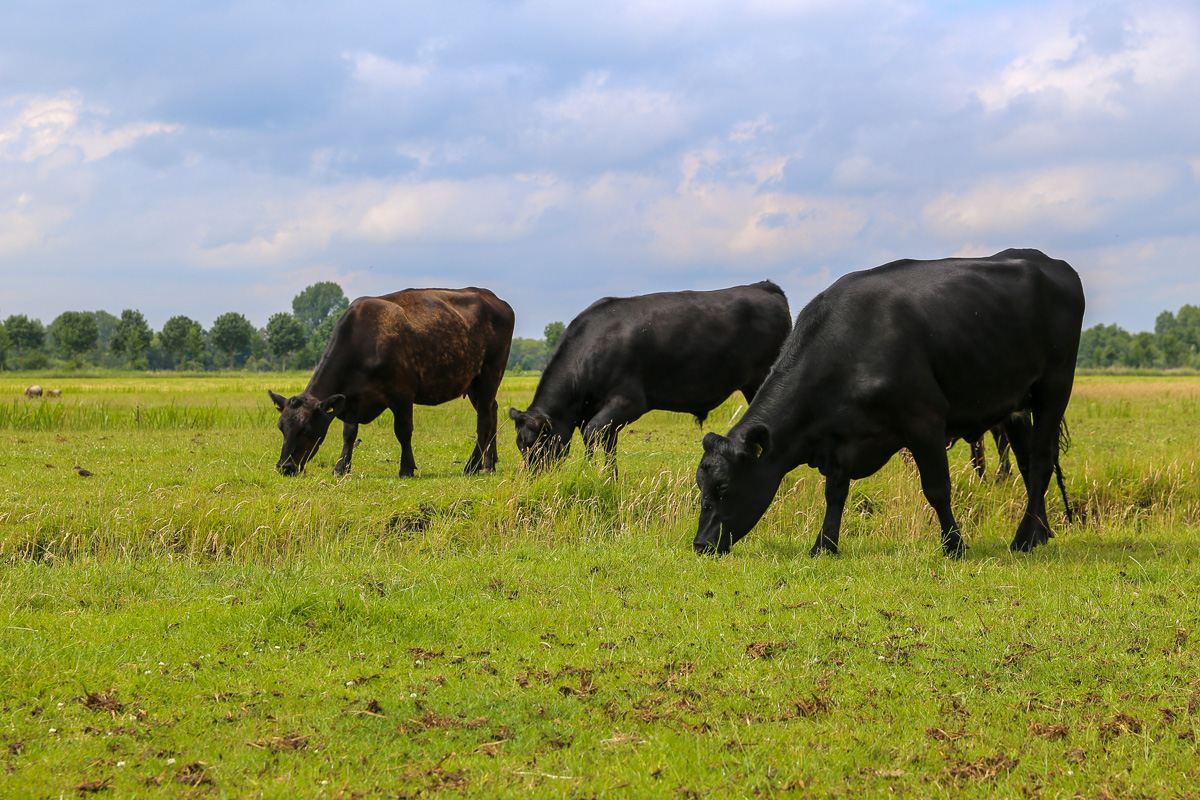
<box><xmin>1077</xmin><ymin>323</ymin><xmax>1131</xmax><ymax>368</ymax></box>
<box><xmin>159</xmin><ymin>316</ymin><xmax>203</xmax><ymax>368</ymax></box>
<box><xmin>91</xmin><ymin>310</ymin><xmax>120</xmax><ymax>352</ymax></box>
<box><xmin>266</xmin><ymin>313</ymin><xmax>308</xmax><ymax>370</ymax></box>
<box><xmin>0</xmin><ymin>320</ymin><xmax>9</xmax><ymax>369</ymax></box>
<box><xmin>543</xmin><ymin>321</ymin><xmax>566</xmax><ymax>350</ymax></box>
<box><xmin>53</xmin><ymin>311</ymin><xmax>100</xmax><ymax>368</ymax></box>
<box><xmin>110</xmin><ymin>309</ymin><xmax>153</xmax><ymax>369</ymax></box>
<box><xmin>292</xmin><ymin>282</ymin><xmax>349</xmax><ymax>334</ymax></box>
<box><xmin>1159</xmin><ymin>333</ymin><xmax>1184</xmax><ymax>368</ymax></box>
<box><xmin>294</xmin><ymin>309</ymin><xmax>345</xmax><ymax>370</ymax></box>
<box><xmin>4</xmin><ymin>314</ymin><xmax>45</xmax><ymax>369</ymax></box>
<box><xmin>183</xmin><ymin>324</ymin><xmax>206</xmax><ymax>369</ymax></box>
<box><xmin>1125</xmin><ymin>332</ymin><xmax>1158</xmax><ymax>368</ymax></box>
<box><xmin>507</xmin><ymin>338</ymin><xmax>550</xmax><ymax>371</ymax></box>
<box><xmin>209</xmin><ymin>312</ymin><xmax>256</xmax><ymax>368</ymax></box>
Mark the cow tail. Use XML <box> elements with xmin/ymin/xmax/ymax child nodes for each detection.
<box><xmin>1055</xmin><ymin>418</ymin><xmax>1074</xmax><ymax>525</ymax></box>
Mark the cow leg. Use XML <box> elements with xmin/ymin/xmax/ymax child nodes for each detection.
<box><xmin>465</xmin><ymin>379</ymin><xmax>500</xmax><ymax>475</ymax></box>
<box><xmin>334</xmin><ymin>419</ymin><xmax>359</xmax><ymax>475</ymax></box>
<box><xmin>908</xmin><ymin>440</ymin><xmax>965</xmax><ymax>557</ymax></box>
<box><xmin>581</xmin><ymin>396</ymin><xmax>645</xmax><ymax>475</ymax></box>
<box><xmin>968</xmin><ymin>437</ymin><xmax>987</xmax><ymax>479</ymax></box>
<box><xmin>810</xmin><ymin>473</ymin><xmax>849</xmax><ymax>556</ymax></box>
<box><xmin>992</xmin><ymin>425</ymin><xmax>1012</xmax><ymax>478</ymax></box>
<box><xmin>393</xmin><ymin>403</ymin><xmax>417</xmax><ymax>478</ymax></box>
<box><xmin>1010</xmin><ymin>398</ymin><xmax>1066</xmax><ymax>552</ymax></box>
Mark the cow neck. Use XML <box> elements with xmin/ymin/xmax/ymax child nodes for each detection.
<box><xmin>302</xmin><ymin>345</ymin><xmax>350</xmax><ymax>403</ymax></box>
<box><xmin>529</xmin><ymin>343</ymin><xmax>586</xmax><ymax>427</ymax></box>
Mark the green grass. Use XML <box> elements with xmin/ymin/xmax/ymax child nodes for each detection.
<box><xmin>1</xmin><ymin>373</ymin><xmax>1198</xmax><ymax>797</ymax></box>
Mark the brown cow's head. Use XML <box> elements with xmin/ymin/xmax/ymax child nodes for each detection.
<box><xmin>269</xmin><ymin>390</ymin><xmax>345</xmax><ymax>475</ymax></box>
<box><xmin>509</xmin><ymin>407</ymin><xmax>572</xmax><ymax>471</ymax></box>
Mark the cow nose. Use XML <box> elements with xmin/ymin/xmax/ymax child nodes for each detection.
<box><xmin>277</xmin><ymin>461</ymin><xmax>299</xmax><ymax>476</ymax></box>
<box><xmin>693</xmin><ymin>540</ymin><xmax>718</xmax><ymax>556</ymax></box>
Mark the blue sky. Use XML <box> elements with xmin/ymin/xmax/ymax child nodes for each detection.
<box><xmin>2</xmin><ymin>0</ymin><xmax>1198</xmax><ymax>337</ymax></box>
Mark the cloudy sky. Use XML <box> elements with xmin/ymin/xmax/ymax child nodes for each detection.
<box><xmin>2</xmin><ymin>0</ymin><xmax>1198</xmax><ymax>337</ymax></box>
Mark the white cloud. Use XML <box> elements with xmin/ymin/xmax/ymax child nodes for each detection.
<box><xmin>976</xmin><ymin>6</ymin><xmax>1200</xmax><ymax>115</ymax></box>
<box><xmin>0</xmin><ymin>92</ymin><xmax>176</xmax><ymax>163</ymax></box>
<box><xmin>0</xmin><ymin>192</ymin><xmax>69</xmax><ymax>256</ymax></box>
<box><xmin>528</xmin><ymin>72</ymin><xmax>691</xmax><ymax>162</ymax></box>
<box><xmin>344</xmin><ymin>52</ymin><xmax>430</xmax><ymax>88</ymax></box>
<box><xmin>200</xmin><ymin>172</ymin><xmax>571</xmax><ymax>267</ymax></box>
<box><xmin>648</xmin><ymin>147</ymin><xmax>865</xmax><ymax>262</ymax></box>
<box><xmin>922</xmin><ymin>163</ymin><xmax>1176</xmax><ymax>239</ymax></box>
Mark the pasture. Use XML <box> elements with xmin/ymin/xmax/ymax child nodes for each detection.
<box><xmin>1</xmin><ymin>373</ymin><xmax>1198</xmax><ymax>798</ymax></box>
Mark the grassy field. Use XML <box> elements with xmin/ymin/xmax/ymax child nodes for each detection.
<box><xmin>1</xmin><ymin>372</ymin><xmax>1198</xmax><ymax>798</ymax></box>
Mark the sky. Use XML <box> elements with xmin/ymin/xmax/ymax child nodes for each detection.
<box><xmin>2</xmin><ymin>0</ymin><xmax>1198</xmax><ymax>338</ymax></box>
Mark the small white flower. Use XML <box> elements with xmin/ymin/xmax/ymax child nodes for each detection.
<box><xmin>321</xmin><ymin>780</ymin><xmax>329</xmax><ymax>785</ymax></box>
<box><xmin>144</xmin><ymin>670</ymin><xmax>151</xmax><ymax>675</ymax></box>
<box><xmin>57</xmin><ymin>703</ymin><xmax>64</xmax><ymax>708</ymax></box>
<box><xmin>410</xmin><ymin>693</ymin><xmax>417</xmax><ymax>698</ymax></box>
<box><xmin>49</xmin><ymin>728</ymin><xmax>57</xmax><ymax>734</ymax></box>
<box><xmin>346</xmin><ymin>681</ymin><xmax>355</xmax><ymax>687</ymax></box>
<box><xmin>415</xmin><ymin>660</ymin><xmax>422</xmax><ymax>666</ymax></box>
<box><xmin>166</xmin><ymin>758</ymin><xmax>176</xmax><ymax>765</ymax></box>
<box><xmin>158</xmin><ymin>662</ymin><xmax>165</xmax><ymax>666</ymax></box>
<box><xmin>116</xmin><ymin>761</ymin><xmax>125</xmax><ymax>767</ymax></box>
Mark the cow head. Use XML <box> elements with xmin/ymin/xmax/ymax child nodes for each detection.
<box><xmin>268</xmin><ymin>390</ymin><xmax>345</xmax><ymax>475</ymax></box>
<box><xmin>693</xmin><ymin>424</ymin><xmax>783</xmax><ymax>555</ymax></box>
<box><xmin>509</xmin><ymin>407</ymin><xmax>572</xmax><ymax>471</ymax></box>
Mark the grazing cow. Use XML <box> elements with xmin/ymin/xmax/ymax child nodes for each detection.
<box><xmin>269</xmin><ymin>287</ymin><xmax>514</xmax><ymax>477</ymax></box>
<box><xmin>509</xmin><ymin>282</ymin><xmax>791</xmax><ymax>471</ymax></box>
<box><xmin>24</xmin><ymin>385</ymin><xmax>42</xmax><ymax>398</ymax></box>
<box><xmin>47</xmin><ymin>388</ymin><xmax>62</xmax><ymax>398</ymax></box>
<box><xmin>694</xmin><ymin>249</ymin><xmax>1085</xmax><ymax>558</ymax></box>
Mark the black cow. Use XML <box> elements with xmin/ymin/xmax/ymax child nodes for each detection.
<box><xmin>509</xmin><ymin>282</ymin><xmax>791</xmax><ymax>471</ymax></box>
<box><xmin>694</xmin><ymin>249</ymin><xmax>1085</xmax><ymax>557</ymax></box>
<box><xmin>269</xmin><ymin>287</ymin><xmax>514</xmax><ymax>477</ymax></box>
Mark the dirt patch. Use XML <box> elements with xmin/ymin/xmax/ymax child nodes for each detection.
<box><xmin>746</xmin><ymin>641</ymin><xmax>789</xmax><ymax>660</ymax></box>
<box><xmin>175</xmin><ymin>762</ymin><xmax>214</xmax><ymax>787</ymax></box>
<box><xmin>945</xmin><ymin>753</ymin><xmax>1018</xmax><ymax>782</ymax></box>
<box><xmin>249</xmin><ymin>732</ymin><xmax>308</xmax><ymax>751</ymax></box>
<box><xmin>73</xmin><ymin>776</ymin><xmax>112</xmax><ymax>793</ymax></box>
<box><xmin>1099</xmin><ymin>712</ymin><xmax>1142</xmax><ymax>740</ymax></box>
<box><xmin>83</xmin><ymin>691</ymin><xmax>124</xmax><ymax>717</ymax></box>
<box><xmin>1028</xmin><ymin>721</ymin><xmax>1069</xmax><ymax>740</ymax></box>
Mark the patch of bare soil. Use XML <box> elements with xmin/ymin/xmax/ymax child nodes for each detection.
<box><xmin>945</xmin><ymin>752</ymin><xmax>1018</xmax><ymax>782</ymax></box>
<box><xmin>249</xmin><ymin>732</ymin><xmax>309</xmax><ymax>752</ymax></box>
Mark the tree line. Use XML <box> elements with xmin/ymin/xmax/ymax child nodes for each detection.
<box><xmin>1076</xmin><ymin>306</ymin><xmax>1200</xmax><ymax>369</ymax></box>
<box><xmin>13</xmin><ymin>285</ymin><xmax>1191</xmax><ymax>373</ymax></box>
<box><xmin>0</xmin><ymin>283</ymin><xmax>567</xmax><ymax>373</ymax></box>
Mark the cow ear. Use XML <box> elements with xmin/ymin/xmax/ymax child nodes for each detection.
<box><xmin>268</xmin><ymin>390</ymin><xmax>288</xmax><ymax>412</ymax></box>
<box><xmin>320</xmin><ymin>394</ymin><xmax>346</xmax><ymax>416</ymax></box>
<box><xmin>702</xmin><ymin>432</ymin><xmax>728</xmax><ymax>454</ymax></box>
<box><xmin>509</xmin><ymin>407</ymin><xmax>526</xmax><ymax>423</ymax></box>
<box><xmin>743</xmin><ymin>424</ymin><xmax>771</xmax><ymax>459</ymax></box>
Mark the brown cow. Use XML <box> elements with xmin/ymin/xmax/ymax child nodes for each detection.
<box><xmin>268</xmin><ymin>287</ymin><xmax>514</xmax><ymax>477</ymax></box>
<box><xmin>24</xmin><ymin>385</ymin><xmax>43</xmax><ymax>398</ymax></box>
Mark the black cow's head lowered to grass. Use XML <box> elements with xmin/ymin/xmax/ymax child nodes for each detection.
<box><xmin>508</xmin><ymin>407</ymin><xmax>573</xmax><ymax>471</ymax></box>
<box><xmin>693</xmin><ymin>426</ymin><xmax>784</xmax><ymax>555</ymax></box>
<box><xmin>269</xmin><ymin>390</ymin><xmax>345</xmax><ymax>475</ymax></box>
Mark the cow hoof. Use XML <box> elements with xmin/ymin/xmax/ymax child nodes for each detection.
<box><xmin>809</xmin><ymin>543</ymin><xmax>838</xmax><ymax>557</ymax></box>
<box><xmin>398</xmin><ymin>469</ymin><xmax>415</xmax><ymax>478</ymax></box>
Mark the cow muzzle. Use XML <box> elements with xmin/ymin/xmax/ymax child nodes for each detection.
<box><xmin>693</xmin><ymin>512</ymin><xmax>732</xmax><ymax>556</ymax></box>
